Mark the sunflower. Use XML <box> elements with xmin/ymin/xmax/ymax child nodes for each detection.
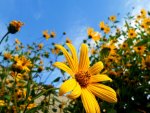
<box><xmin>53</xmin><ymin>43</ymin><xmax>117</xmax><ymax>113</ymax></box>
<box><xmin>140</xmin><ymin>8</ymin><xmax>147</xmax><ymax>18</ymax></box>
<box><xmin>43</xmin><ymin>30</ymin><xmax>50</xmax><ymax>40</ymax></box>
<box><xmin>50</xmin><ymin>31</ymin><xmax>56</xmax><ymax>38</ymax></box>
<box><xmin>109</xmin><ymin>16</ymin><xmax>116</xmax><ymax>22</ymax></box>
<box><xmin>128</xmin><ymin>29</ymin><xmax>137</xmax><ymax>38</ymax></box>
<box><xmin>8</xmin><ymin>20</ymin><xmax>24</xmax><ymax>34</ymax></box>
<box><xmin>3</xmin><ymin>52</ymin><xmax>12</xmax><ymax>60</ymax></box>
<box><xmin>133</xmin><ymin>45</ymin><xmax>146</xmax><ymax>55</ymax></box>
<box><xmin>66</xmin><ymin>38</ymin><xmax>72</xmax><ymax>43</ymax></box>
<box><xmin>99</xmin><ymin>21</ymin><xmax>105</xmax><ymax>30</ymax></box>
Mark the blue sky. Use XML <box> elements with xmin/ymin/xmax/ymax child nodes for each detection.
<box><xmin>0</xmin><ymin>0</ymin><xmax>150</xmax><ymax>85</ymax></box>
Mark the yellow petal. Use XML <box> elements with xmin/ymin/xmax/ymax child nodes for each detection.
<box><xmin>90</xmin><ymin>74</ymin><xmax>112</xmax><ymax>83</ymax></box>
<box><xmin>79</xmin><ymin>44</ymin><xmax>90</xmax><ymax>72</ymax></box>
<box><xmin>67</xmin><ymin>82</ymin><xmax>81</xmax><ymax>99</ymax></box>
<box><xmin>88</xmin><ymin>61</ymin><xmax>104</xmax><ymax>75</ymax></box>
<box><xmin>66</xmin><ymin>43</ymin><xmax>78</xmax><ymax>72</ymax></box>
<box><xmin>81</xmin><ymin>88</ymin><xmax>100</xmax><ymax>113</ymax></box>
<box><xmin>59</xmin><ymin>79</ymin><xmax>77</xmax><ymax>96</ymax></box>
<box><xmin>88</xmin><ymin>84</ymin><xmax>117</xmax><ymax>103</ymax></box>
<box><xmin>55</xmin><ymin>44</ymin><xmax>76</xmax><ymax>73</ymax></box>
<box><xmin>53</xmin><ymin>62</ymin><xmax>75</xmax><ymax>77</ymax></box>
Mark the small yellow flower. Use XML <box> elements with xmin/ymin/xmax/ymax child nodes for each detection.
<box><xmin>13</xmin><ymin>55</ymin><xmax>32</xmax><ymax>72</ymax></box>
<box><xmin>104</xmin><ymin>25</ymin><xmax>110</xmax><ymax>34</ymax></box>
<box><xmin>133</xmin><ymin>45</ymin><xmax>146</xmax><ymax>55</ymax></box>
<box><xmin>91</xmin><ymin>31</ymin><xmax>101</xmax><ymax>41</ymax></box>
<box><xmin>38</xmin><ymin>43</ymin><xmax>44</xmax><ymax>50</ymax></box>
<box><xmin>121</xmin><ymin>42</ymin><xmax>128</xmax><ymax>50</ymax></box>
<box><xmin>27</xmin><ymin>103</ymin><xmax>36</xmax><ymax>109</ymax></box>
<box><xmin>43</xmin><ymin>30</ymin><xmax>50</xmax><ymax>40</ymax></box>
<box><xmin>66</xmin><ymin>38</ymin><xmax>72</xmax><ymax>43</ymax></box>
<box><xmin>140</xmin><ymin>8</ymin><xmax>147</xmax><ymax>18</ymax></box>
<box><xmin>109</xmin><ymin>15</ymin><xmax>116</xmax><ymax>22</ymax></box>
<box><xmin>0</xmin><ymin>100</ymin><xmax>5</xmax><ymax>106</ymax></box>
<box><xmin>87</xmin><ymin>28</ymin><xmax>100</xmax><ymax>41</ymax></box>
<box><xmin>50</xmin><ymin>31</ymin><xmax>56</xmax><ymax>38</ymax></box>
<box><xmin>99</xmin><ymin>21</ymin><xmax>105</xmax><ymax>30</ymax></box>
<box><xmin>8</xmin><ymin>20</ymin><xmax>24</xmax><ymax>34</ymax></box>
<box><xmin>91</xmin><ymin>48</ymin><xmax>97</xmax><ymax>55</ymax></box>
<box><xmin>53</xmin><ymin>43</ymin><xmax>117</xmax><ymax>113</ymax></box>
<box><xmin>51</xmin><ymin>47</ymin><xmax>60</xmax><ymax>55</ymax></box>
<box><xmin>128</xmin><ymin>28</ymin><xmax>137</xmax><ymax>38</ymax></box>
<box><xmin>38</xmin><ymin>66</ymin><xmax>44</xmax><ymax>72</ymax></box>
<box><xmin>15</xmin><ymin>38</ymin><xmax>21</xmax><ymax>44</ymax></box>
<box><xmin>3</xmin><ymin>52</ymin><xmax>12</xmax><ymax>60</ymax></box>
<box><xmin>87</xmin><ymin>27</ymin><xmax>94</xmax><ymax>38</ymax></box>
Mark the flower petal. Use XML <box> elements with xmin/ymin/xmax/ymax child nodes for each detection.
<box><xmin>53</xmin><ymin>62</ymin><xmax>75</xmax><ymax>77</ymax></box>
<box><xmin>59</xmin><ymin>79</ymin><xmax>77</xmax><ymax>96</ymax></box>
<box><xmin>88</xmin><ymin>84</ymin><xmax>117</xmax><ymax>103</ymax></box>
<box><xmin>81</xmin><ymin>88</ymin><xmax>100</xmax><ymax>113</ymax></box>
<box><xmin>55</xmin><ymin>44</ymin><xmax>77</xmax><ymax>73</ymax></box>
<box><xmin>90</xmin><ymin>74</ymin><xmax>112</xmax><ymax>83</ymax></box>
<box><xmin>88</xmin><ymin>61</ymin><xmax>104</xmax><ymax>75</ymax></box>
<box><xmin>66</xmin><ymin>43</ymin><xmax>78</xmax><ymax>72</ymax></box>
<box><xmin>79</xmin><ymin>44</ymin><xmax>90</xmax><ymax>72</ymax></box>
<box><xmin>67</xmin><ymin>82</ymin><xmax>81</xmax><ymax>99</ymax></box>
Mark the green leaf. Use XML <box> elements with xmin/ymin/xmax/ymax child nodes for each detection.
<box><xmin>135</xmin><ymin>38</ymin><xmax>148</xmax><ymax>46</ymax></box>
<box><xmin>52</xmin><ymin>77</ymin><xmax>61</xmax><ymax>83</ymax></box>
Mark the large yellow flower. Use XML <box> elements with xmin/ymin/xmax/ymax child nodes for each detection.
<box><xmin>53</xmin><ymin>43</ymin><xmax>117</xmax><ymax>113</ymax></box>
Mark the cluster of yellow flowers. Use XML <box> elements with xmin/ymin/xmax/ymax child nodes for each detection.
<box><xmin>43</xmin><ymin>30</ymin><xmax>56</xmax><ymax>40</ymax></box>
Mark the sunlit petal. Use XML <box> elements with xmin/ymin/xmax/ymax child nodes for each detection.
<box><xmin>53</xmin><ymin>62</ymin><xmax>75</xmax><ymax>77</ymax></box>
<box><xmin>88</xmin><ymin>61</ymin><xmax>104</xmax><ymax>75</ymax></box>
<box><xmin>79</xmin><ymin>44</ymin><xmax>90</xmax><ymax>72</ymax></box>
<box><xmin>59</xmin><ymin>79</ymin><xmax>77</xmax><ymax>96</ymax></box>
<box><xmin>67</xmin><ymin>82</ymin><xmax>81</xmax><ymax>99</ymax></box>
<box><xmin>66</xmin><ymin>43</ymin><xmax>78</xmax><ymax>72</ymax></box>
<box><xmin>88</xmin><ymin>84</ymin><xmax>117</xmax><ymax>103</ymax></box>
<box><xmin>90</xmin><ymin>74</ymin><xmax>112</xmax><ymax>83</ymax></box>
<box><xmin>55</xmin><ymin>44</ymin><xmax>76</xmax><ymax>73</ymax></box>
<box><xmin>81</xmin><ymin>88</ymin><xmax>100</xmax><ymax>113</ymax></box>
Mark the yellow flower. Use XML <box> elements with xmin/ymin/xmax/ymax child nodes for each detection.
<box><xmin>50</xmin><ymin>31</ymin><xmax>56</xmax><ymax>38</ymax></box>
<box><xmin>38</xmin><ymin>66</ymin><xmax>44</xmax><ymax>72</ymax></box>
<box><xmin>0</xmin><ymin>100</ymin><xmax>5</xmax><ymax>106</ymax></box>
<box><xmin>27</xmin><ymin>103</ymin><xmax>36</xmax><ymax>109</ymax></box>
<box><xmin>8</xmin><ymin>20</ymin><xmax>24</xmax><ymax>34</ymax></box>
<box><xmin>87</xmin><ymin>28</ymin><xmax>100</xmax><ymax>41</ymax></box>
<box><xmin>91</xmin><ymin>31</ymin><xmax>101</xmax><ymax>41</ymax></box>
<box><xmin>15</xmin><ymin>38</ymin><xmax>21</xmax><ymax>44</ymax></box>
<box><xmin>51</xmin><ymin>47</ymin><xmax>60</xmax><ymax>55</ymax></box>
<box><xmin>91</xmin><ymin>48</ymin><xmax>97</xmax><ymax>55</ymax></box>
<box><xmin>120</xmin><ymin>42</ymin><xmax>128</xmax><ymax>50</ymax></box>
<box><xmin>133</xmin><ymin>45</ymin><xmax>146</xmax><ymax>55</ymax></box>
<box><xmin>128</xmin><ymin>28</ymin><xmax>137</xmax><ymax>38</ymax></box>
<box><xmin>13</xmin><ymin>55</ymin><xmax>32</xmax><ymax>72</ymax></box>
<box><xmin>109</xmin><ymin>16</ymin><xmax>116</xmax><ymax>22</ymax></box>
<box><xmin>43</xmin><ymin>30</ymin><xmax>50</xmax><ymax>40</ymax></box>
<box><xmin>140</xmin><ymin>8</ymin><xmax>147</xmax><ymax>18</ymax></box>
<box><xmin>141</xmin><ymin>55</ymin><xmax>150</xmax><ymax>70</ymax></box>
<box><xmin>53</xmin><ymin>43</ymin><xmax>117</xmax><ymax>113</ymax></box>
<box><xmin>99</xmin><ymin>21</ymin><xmax>105</xmax><ymax>30</ymax></box>
<box><xmin>104</xmin><ymin>25</ymin><xmax>110</xmax><ymax>34</ymax></box>
<box><xmin>66</xmin><ymin>38</ymin><xmax>72</xmax><ymax>43</ymax></box>
<box><xmin>3</xmin><ymin>52</ymin><xmax>12</xmax><ymax>60</ymax></box>
<box><xmin>87</xmin><ymin>27</ymin><xmax>94</xmax><ymax>38</ymax></box>
<box><xmin>38</xmin><ymin>43</ymin><xmax>44</xmax><ymax>50</ymax></box>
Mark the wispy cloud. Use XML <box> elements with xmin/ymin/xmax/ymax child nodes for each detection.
<box><xmin>125</xmin><ymin>0</ymin><xmax>150</xmax><ymax>15</ymax></box>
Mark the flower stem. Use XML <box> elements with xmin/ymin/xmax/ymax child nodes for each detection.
<box><xmin>0</xmin><ymin>32</ymin><xmax>9</xmax><ymax>45</ymax></box>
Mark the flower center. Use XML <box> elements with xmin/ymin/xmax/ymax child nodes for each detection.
<box><xmin>75</xmin><ymin>71</ymin><xmax>91</xmax><ymax>87</ymax></box>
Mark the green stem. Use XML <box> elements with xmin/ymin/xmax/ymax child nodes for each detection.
<box><xmin>0</xmin><ymin>31</ymin><xmax>9</xmax><ymax>45</ymax></box>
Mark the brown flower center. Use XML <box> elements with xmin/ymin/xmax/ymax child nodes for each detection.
<box><xmin>75</xmin><ymin>71</ymin><xmax>91</xmax><ymax>87</ymax></box>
